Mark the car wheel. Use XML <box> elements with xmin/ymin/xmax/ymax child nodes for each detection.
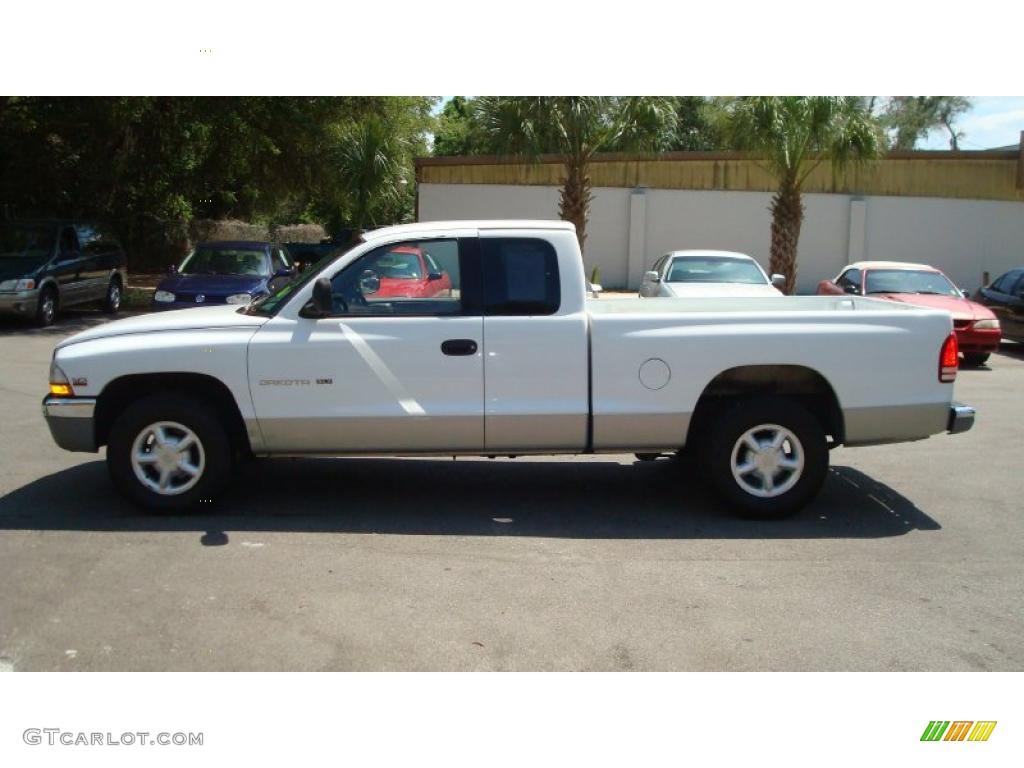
<box><xmin>35</xmin><ymin>286</ymin><xmax>58</xmax><ymax>327</ymax></box>
<box><xmin>961</xmin><ymin>352</ymin><xmax>989</xmax><ymax>367</ymax></box>
<box><xmin>107</xmin><ymin>393</ymin><xmax>233</xmax><ymax>512</ymax></box>
<box><xmin>102</xmin><ymin>276</ymin><xmax>122</xmax><ymax>314</ymax></box>
<box><xmin>703</xmin><ymin>397</ymin><xmax>828</xmax><ymax>519</ymax></box>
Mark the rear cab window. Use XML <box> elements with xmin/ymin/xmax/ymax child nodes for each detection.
<box><xmin>481</xmin><ymin>237</ymin><xmax>560</xmax><ymax>316</ymax></box>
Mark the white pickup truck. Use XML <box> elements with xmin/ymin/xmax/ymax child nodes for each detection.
<box><xmin>43</xmin><ymin>220</ymin><xmax>974</xmax><ymax>517</ymax></box>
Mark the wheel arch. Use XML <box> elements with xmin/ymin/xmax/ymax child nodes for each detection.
<box><xmin>95</xmin><ymin>372</ymin><xmax>251</xmax><ymax>455</ymax></box>
<box><xmin>686</xmin><ymin>364</ymin><xmax>845</xmax><ymax>447</ymax></box>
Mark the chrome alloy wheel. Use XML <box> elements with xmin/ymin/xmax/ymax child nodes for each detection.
<box><xmin>729</xmin><ymin>423</ymin><xmax>804</xmax><ymax>498</ymax></box>
<box><xmin>130</xmin><ymin>421</ymin><xmax>206</xmax><ymax>496</ymax></box>
<box><xmin>108</xmin><ymin>282</ymin><xmax>121</xmax><ymax>310</ymax></box>
<box><xmin>40</xmin><ymin>293</ymin><xmax>56</xmax><ymax>324</ymax></box>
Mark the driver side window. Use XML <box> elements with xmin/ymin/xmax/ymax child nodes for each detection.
<box><xmin>328</xmin><ymin>239</ymin><xmax>460</xmax><ymax>317</ymax></box>
<box><xmin>836</xmin><ymin>268</ymin><xmax>861</xmax><ymax>293</ymax></box>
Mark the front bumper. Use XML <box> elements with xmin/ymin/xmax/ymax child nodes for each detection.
<box><xmin>955</xmin><ymin>326</ymin><xmax>1001</xmax><ymax>354</ymax></box>
<box><xmin>42</xmin><ymin>396</ymin><xmax>98</xmax><ymax>452</ymax></box>
<box><xmin>0</xmin><ymin>288</ymin><xmax>41</xmax><ymax>316</ymax></box>
<box><xmin>947</xmin><ymin>402</ymin><xmax>975</xmax><ymax>435</ymax></box>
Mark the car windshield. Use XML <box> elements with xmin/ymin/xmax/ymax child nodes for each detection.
<box><xmin>864</xmin><ymin>269</ymin><xmax>960</xmax><ymax>296</ymax></box>
<box><xmin>0</xmin><ymin>224</ymin><xmax>55</xmax><ymax>258</ymax></box>
<box><xmin>243</xmin><ymin>243</ymin><xmax>355</xmax><ymax>316</ymax></box>
<box><xmin>180</xmin><ymin>247</ymin><xmax>269</xmax><ymax>277</ymax></box>
<box><xmin>666</xmin><ymin>256</ymin><xmax>767</xmax><ymax>284</ymax></box>
<box><xmin>374</xmin><ymin>250</ymin><xmax>422</xmax><ymax>279</ymax></box>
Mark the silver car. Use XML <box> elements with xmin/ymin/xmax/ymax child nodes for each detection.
<box><xmin>639</xmin><ymin>250</ymin><xmax>785</xmax><ymax>298</ymax></box>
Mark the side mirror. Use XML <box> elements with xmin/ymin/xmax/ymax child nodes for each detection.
<box><xmin>359</xmin><ymin>269</ymin><xmax>380</xmax><ymax>295</ymax></box>
<box><xmin>843</xmin><ymin>283</ymin><xmax>859</xmax><ymax>295</ymax></box>
<box><xmin>643</xmin><ymin>270</ymin><xmax>660</xmax><ymax>283</ymax></box>
<box><xmin>427</xmin><ymin>271</ymin><xmax>442</xmax><ymax>281</ymax></box>
<box><xmin>167</xmin><ymin>264</ymin><xmax>178</xmax><ymax>275</ymax></box>
<box><xmin>771</xmin><ymin>273</ymin><xmax>786</xmax><ymax>288</ymax></box>
<box><xmin>589</xmin><ymin>282</ymin><xmax>603</xmax><ymax>298</ymax></box>
<box><xmin>304</xmin><ymin>277</ymin><xmax>333</xmax><ymax>317</ymax></box>
<box><xmin>274</xmin><ymin>267</ymin><xmax>291</xmax><ymax>278</ymax></box>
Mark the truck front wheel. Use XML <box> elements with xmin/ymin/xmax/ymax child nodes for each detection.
<box><xmin>703</xmin><ymin>397</ymin><xmax>828</xmax><ymax>519</ymax></box>
<box><xmin>107</xmin><ymin>393</ymin><xmax>233</xmax><ymax>511</ymax></box>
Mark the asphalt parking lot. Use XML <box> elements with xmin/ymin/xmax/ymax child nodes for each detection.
<box><xmin>0</xmin><ymin>310</ymin><xmax>1022</xmax><ymax>671</ymax></box>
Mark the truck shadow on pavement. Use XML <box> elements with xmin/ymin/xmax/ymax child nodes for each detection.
<box><xmin>0</xmin><ymin>456</ymin><xmax>940</xmax><ymax>541</ymax></box>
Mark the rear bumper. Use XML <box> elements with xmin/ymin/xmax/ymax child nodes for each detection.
<box><xmin>947</xmin><ymin>402</ymin><xmax>975</xmax><ymax>435</ymax></box>
<box><xmin>42</xmin><ymin>396</ymin><xmax>98</xmax><ymax>452</ymax></box>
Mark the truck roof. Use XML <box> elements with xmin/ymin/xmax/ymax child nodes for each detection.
<box><xmin>363</xmin><ymin>220</ymin><xmax>576</xmax><ymax>242</ymax></box>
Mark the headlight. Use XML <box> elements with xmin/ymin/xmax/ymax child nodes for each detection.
<box><xmin>154</xmin><ymin>290</ymin><xmax>176</xmax><ymax>302</ymax></box>
<box><xmin>48</xmin><ymin>360</ymin><xmax>73</xmax><ymax>397</ymax></box>
<box><xmin>225</xmin><ymin>293</ymin><xmax>252</xmax><ymax>305</ymax></box>
<box><xmin>973</xmin><ymin>318</ymin><xmax>1000</xmax><ymax>330</ymax></box>
<box><xmin>0</xmin><ymin>278</ymin><xmax>35</xmax><ymax>291</ymax></box>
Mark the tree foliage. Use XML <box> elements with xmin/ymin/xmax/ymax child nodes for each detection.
<box><xmin>882</xmin><ymin>96</ymin><xmax>972</xmax><ymax>150</ymax></box>
<box><xmin>725</xmin><ymin>96</ymin><xmax>883</xmax><ymax>294</ymax></box>
<box><xmin>0</xmin><ymin>97</ymin><xmax>436</xmax><ymax>267</ymax></box>
<box><xmin>431</xmin><ymin>96</ymin><xmax>490</xmax><ymax>157</ymax></box>
<box><xmin>432</xmin><ymin>96</ymin><xmax>728</xmax><ymax>157</ymax></box>
<box><xmin>471</xmin><ymin>96</ymin><xmax>676</xmax><ymax>252</ymax></box>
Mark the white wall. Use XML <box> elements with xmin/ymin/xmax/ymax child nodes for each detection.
<box><xmin>419</xmin><ymin>182</ymin><xmax>1024</xmax><ymax>293</ymax></box>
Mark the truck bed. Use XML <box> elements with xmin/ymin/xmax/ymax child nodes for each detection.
<box><xmin>586</xmin><ymin>295</ymin><xmax>956</xmax><ymax>451</ymax></box>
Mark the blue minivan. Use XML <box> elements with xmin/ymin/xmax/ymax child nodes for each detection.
<box><xmin>152</xmin><ymin>241</ymin><xmax>295</xmax><ymax>311</ymax></box>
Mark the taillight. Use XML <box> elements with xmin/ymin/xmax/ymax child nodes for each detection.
<box><xmin>939</xmin><ymin>332</ymin><xmax>958</xmax><ymax>382</ymax></box>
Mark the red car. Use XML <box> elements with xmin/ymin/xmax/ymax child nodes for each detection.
<box><xmin>817</xmin><ymin>261</ymin><xmax>1001</xmax><ymax>367</ymax></box>
<box><xmin>368</xmin><ymin>245</ymin><xmax>452</xmax><ymax>299</ymax></box>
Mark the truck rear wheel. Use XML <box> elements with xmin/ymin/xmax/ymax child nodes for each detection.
<box><xmin>703</xmin><ymin>397</ymin><xmax>827</xmax><ymax>519</ymax></box>
<box><xmin>107</xmin><ymin>393</ymin><xmax>232</xmax><ymax>511</ymax></box>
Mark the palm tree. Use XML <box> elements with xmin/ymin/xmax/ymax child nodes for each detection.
<box><xmin>474</xmin><ymin>97</ymin><xmax>674</xmax><ymax>253</ymax></box>
<box><xmin>725</xmin><ymin>97</ymin><xmax>883</xmax><ymax>294</ymax></box>
<box><xmin>332</xmin><ymin>115</ymin><xmax>407</xmax><ymax>238</ymax></box>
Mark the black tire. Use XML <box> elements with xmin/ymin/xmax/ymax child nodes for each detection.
<box><xmin>35</xmin><ymin>285</ymin><xmax>58</xmax><ymax>327</ymax></box>
<box><xmin>101</xmin><ymin>275</ymin><xmax>122</xmax><ymax>314</ymax></box>
<box><xmin>961</xmin><ymin>352</ymin><xmax>989</xmax><ymax>368</ymax></box>
<box><xmin>107</xmin><ymin>393</ymin><xmax>233</xmax><ymax>512</ymax></box>
<box><xmin>703</xmin><ymin>397</ymin><xmax>828</xmax><ymax>519</ymax></box>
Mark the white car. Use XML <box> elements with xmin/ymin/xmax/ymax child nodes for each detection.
<box><xmin>43</xmin><ymin>221</ymin><xmax>973</xmax><ymax>518</ymax></box>
<box><xmin>639</xmin><ymin>250</ymin><xmax>785</xmax><ymax>298</ymax></box>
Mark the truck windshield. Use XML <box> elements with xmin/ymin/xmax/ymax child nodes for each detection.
<box><xmin>0</xmin><ymin>224</ymin><xmax>55</xmax><ymax>257</ymax></box>
<box><xmin>666</xmin><ymin>257</ymin><xmax>767</xmax><ymax>284</ymax></box>
<box><xmin>243</xmin><ymin>244</ymin><xmax>353</xmax><ymax>316</ymax></box>
<box><xmin>865</xmin><ymin>269</ymin><xmax>960</xmax><ymax>296</ymax></box>
<box><xmin>180</xmin><ymin>247</ymin><xmax>270</xmax><ymax>277</ymax></box>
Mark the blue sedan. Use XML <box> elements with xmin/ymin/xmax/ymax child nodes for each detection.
<box><xmin>152</xmin><ymin>241</ymin><xmax>295</xmax><ymax>311</ymax></box>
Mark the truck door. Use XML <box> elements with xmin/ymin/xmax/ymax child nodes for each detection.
<box><xmin>248</xmin><ymin>235</ymin><xmax>485</xmax><ymax>453</ymax></box>
<box><xmin>480</xmin><ymin>233</ymin><xmax>589</xmax><ymax>452</ymax></box>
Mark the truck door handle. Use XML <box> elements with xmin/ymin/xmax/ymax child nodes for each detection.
<box><xmin>441</xmin><ymin>339</ymin><xmax>478</xmax><ymax>356</ymax></box>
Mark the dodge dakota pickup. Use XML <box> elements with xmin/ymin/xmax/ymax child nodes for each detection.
<box><xmin>43</xmin><ymin>220</ymin><xmax>975</xmax><ymax>517</ymax></box>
